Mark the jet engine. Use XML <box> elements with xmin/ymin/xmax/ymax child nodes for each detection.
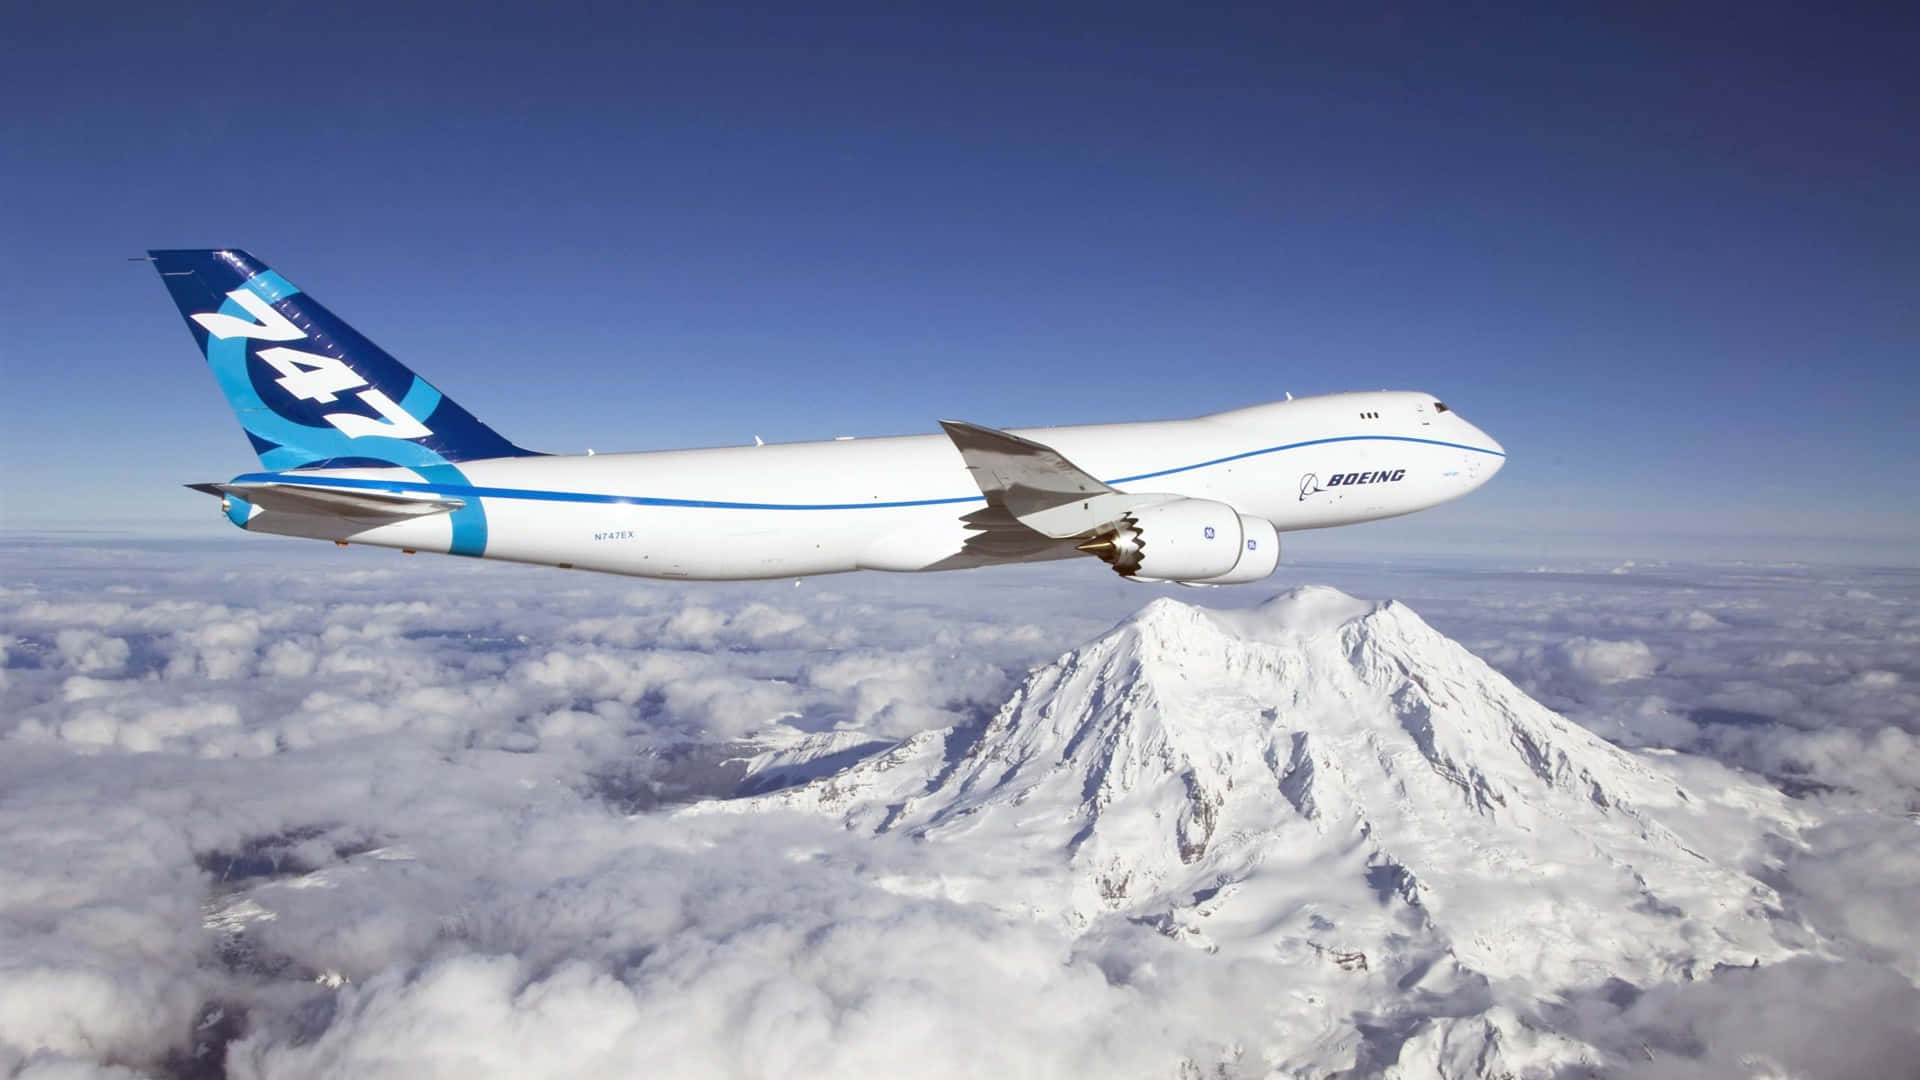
<box><xmin>1172</xmin><ymin>514</ymin><xmax>1280</xmax><ymax>585</ymax></box>
<box><xmin>1076</xmin><ymin>498</ymin><xmax>1245</xmax><ymax>581</ymax></box>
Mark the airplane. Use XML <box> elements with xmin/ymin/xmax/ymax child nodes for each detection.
<box><xmin>148</xmin><ymin>249</ymin><xmax>1505</xmax><ymax>585</ymax></box>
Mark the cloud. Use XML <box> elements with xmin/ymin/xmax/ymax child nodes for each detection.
<box><xmin>1</xmin><ymin>540</ymin><xmax>1915</xmax><ymax>1075</ymax></box>
<box><xmin>1667</xmin><ymin>608</ymin><xmax>1725</xmax><ymax>630</ymax></box>
<box><xmin>0</xmin><ymin>753</ymin><xmax>215</xmax><ymax>1067</ymax></box>
<box><xmin>1554</xmin><ymin>636</ymin><xmax>1657</xmax><ymax>684</ymax></box>
<box><xmin>0</xmin><ymin>961</ymin><xmax>204</xmax><ymax>1066</ymax></box>
<box><xmin>216</xmin><ymin>812</ymin><xmax>1267</xmax><ymax>1080</ymax></box>
<box><xmin>1606</xmin><ymin>958</ymin><xmax>1920</xmax><ymax>1080</ymax></box>
<box><xmin>5</xmin><ymin>1051</ymin><xmax>149</xmax><ymax>1080</ymax></box>
<box><xmin>1781</xmin><ymin>814</ymin><xmax>1920</xmax><ymax>981</ymax></box>
<box><xmin>50</xmin><ymin>630</ymin><xmax>128</xmax><ymax>675</ymax></box>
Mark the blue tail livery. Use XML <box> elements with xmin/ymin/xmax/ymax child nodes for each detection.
<box><xmin>149</xmin><ymin>249</ymin><xmax>540</xmax><ymax>471</ymax></box>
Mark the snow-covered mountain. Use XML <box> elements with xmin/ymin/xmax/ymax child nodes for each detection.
<box><xmin>697</xmin><ymin>586</ymin><xmax>1816</xmax><ymax>1074</ymax></box>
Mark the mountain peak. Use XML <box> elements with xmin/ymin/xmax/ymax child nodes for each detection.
<box><xmin>700</xmin><ymin>585</ymin><xmax>1803</xmax><ymax>1002</ymax></box>
<box><xmin>1124</xmin><ymin>585</ymin><xmax>1381</xmax><ymax>648</ymax></box>
<box><xmin>1236</xmin><ymin>583</ymin><xmax>1380</xmax><ymax>636</ymax></box>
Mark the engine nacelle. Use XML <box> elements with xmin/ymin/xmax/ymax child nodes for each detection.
<box><xmin>1174</xmin><ymin>515</ymin><xmax>1280</xmax><ymax>585</ymax></box>
<box><xmin>1078</xmin><ymin>498</ymin><xmax>1244</xmax><ymax>581</ymax></box>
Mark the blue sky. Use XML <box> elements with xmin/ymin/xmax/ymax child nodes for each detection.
<box><xmin>2</xmin><ymin>3</ymin><xmax>1914</xmax><ymax>561</ymax></box>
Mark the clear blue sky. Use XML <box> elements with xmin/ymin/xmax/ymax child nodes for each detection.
<box><xmin>2</xmin><ymin>3</ymin><xmax>1914</xmax><ymax>561</ymax></box>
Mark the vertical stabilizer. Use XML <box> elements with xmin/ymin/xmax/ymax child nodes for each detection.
<box><xmin>149</xmin><ymin>249</ymin><xmax>539</xmax><ymax>471</ymax></box>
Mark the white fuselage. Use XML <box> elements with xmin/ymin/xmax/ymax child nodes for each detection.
<box><xmin>226</xmin><ymin>390</ymin><xmax>1504</xmax><ymax>580</ymax></box>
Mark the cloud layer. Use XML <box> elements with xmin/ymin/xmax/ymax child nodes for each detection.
<box><xmin>1</xmin><ymin>540</ymin><xmax>1914</xmax><ymax>1076</ymax></box>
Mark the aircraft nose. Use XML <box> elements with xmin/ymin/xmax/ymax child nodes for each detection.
<box><xmin>1471</xmin><ymin>425</ymin><xmax>1505</xmax><ymax>482</ymax></box>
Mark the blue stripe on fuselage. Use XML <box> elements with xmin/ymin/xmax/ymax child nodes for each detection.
<box><xmin>229</xmin><ymin>434</ymin><xmax>1505</xmax><ymax>513</ymax></box>
<box><xmin>1108</xmin><ymin>434</ymin><xmax>1501</xmax><ymax>485</ymax></box>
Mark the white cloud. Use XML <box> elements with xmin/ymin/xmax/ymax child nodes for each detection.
<box><xmin>1555</xmin><ymin>636</ymin><xmax>1657</xmax><ymax>684</ymax></box>
<box><xmin>259</xmin><ymin>639</ymin><xmax>319</xmax><ymax>679</ymax></box>
<box><xmin>1782</xmin><ymin>814</ymin><xmax>1920</xmax><ymax>980</ymax></box>
<box><xmin>1760</xmin><ymin>648</ymin><xmax>1822</xmax><ymax>668</ymax></box>
<box><xmin>0</xmin><ymin>962</ymin><xmax>203</xmax><ymax>1065</ymax></box>
<box><xmin>1</xmin><ymin>541</ymin><xmax>1915</xmax><ymax>1075</ymax></box>
<box><xmin>1607</xmin><ymin>959</ymin><xmax>1920</xmax><ymax>1080</ymax></box>
<box><xmin>5</xmin><ymin>1049</ymin><xmax>150</xmax><ymax>1080</ymax></box>
<box><xmin>1667</xmin><ymin>608</ymin><xmax>1725</xmax><ymax>630</ymax></box>
<box><xmin>51</xmin><ymin>630</ymin><xmax>128</xmax><ymax>675</ymax></box>
<box><xmin>217</xmin><ymin>815</ymin><xmax>1260</xmax><ymax>1080</ymax></box>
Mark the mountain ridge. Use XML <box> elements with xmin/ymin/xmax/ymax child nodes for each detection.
<box><xmin>688</xmin><ymin>585</ymin><xmax>1815</xmax><ymax>1072</ymax></box>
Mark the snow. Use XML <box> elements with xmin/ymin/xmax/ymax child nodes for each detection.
<box><xmin>700</xmin><ymin>586</ymin><xmax>1823</xmax><ymax>1074</ymax></box>
<box><xmin>5</xmin><ymin>543</ymin><xmax>1915</xmax><ymax>1078</ymax></box>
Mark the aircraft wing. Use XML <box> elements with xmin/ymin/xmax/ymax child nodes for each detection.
<box><xmin>939</xmin><ymin>420</ymin><xmax>1168</xmax><ymax>539</ymax></box>
<box><xmin>187</xmin><ymin>481</ymin><xmax>466</xmax><ymax>520</ymax></box>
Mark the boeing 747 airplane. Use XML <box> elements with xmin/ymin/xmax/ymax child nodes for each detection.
<box><xmin>149</xmin><ymin>250</ymin><xmax>1504</xmax><ymax>585</ymax></box>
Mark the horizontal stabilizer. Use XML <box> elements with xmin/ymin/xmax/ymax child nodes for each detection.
<box><xmin>188</xmin><ymin>481</ymin><xmax>466</xmax><ymax>520</ymax></box>
<box><xmin>939</xmin><ymin>420</ymin><xmax>1164</xmax><ymax>539</ymax></box>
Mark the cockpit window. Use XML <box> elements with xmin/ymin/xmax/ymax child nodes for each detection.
<box><xmin>1433</xmin><ymin>401</ymin><xmax>1449</xmax><ymax>413</ymax></box>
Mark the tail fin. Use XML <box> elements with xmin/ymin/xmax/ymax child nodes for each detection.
<box><xmin>149</xmin><ymin>249</ymin><xmax>540</xmax><ymax>470</ymax></box>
